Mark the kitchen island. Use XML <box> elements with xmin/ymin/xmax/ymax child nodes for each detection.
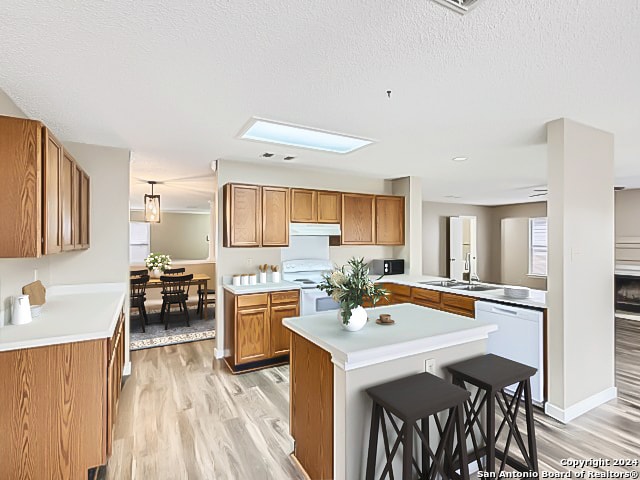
<box><xmin>283</xmin><ymin>303</ymin><xmax>497</xmax><ymax>480</ymax></box>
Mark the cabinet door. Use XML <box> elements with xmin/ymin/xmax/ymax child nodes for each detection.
<box><xmin>60</xmin><ymin>152</ymin><xmax>75</xmax><ymax>251</ymax></box>
<box><xmin>262</xmin><ymin>186</ymin><xmax>289</xmax><ymax>246</ymax></box>
<box><xmin>341</xmin><ymin>193</ymin><xmax>375</xmax><ymax>245</ymax></box>
<box><xmin>73</xmin><ymin>164</ymin><xmax>83</xmax><ymax>248</ymax></box>
<box><xmin>236</xmin><ymin>306</ymin><xmax>270</xmax><ymax>364</ymax></box>
<box><xmin>291</xmin><ymin>189</ymin><xmax>317</xmax><ymax>222</ymax></box>
<box><xmin>43</xmin><ymin>129</ymin><xmax>63</xmax><ymax>254</ymax></box>
<box><xmin>375</xmin><ymin>196</ymin><xmax>405</xmax><ymax>245</ymax></box>
<box><xmin>270</xmin><ymin>301</ymin><xmax>299</xmax><ymax>357</ymax></box>
<box><xmin>224</xmin><ymin>184</ymin><xmax>262</xmax><ymax>247</ymax></box>
<box><xmin>317</xmin><ymin>191</ymin><xmax>341</xmax><ymax>223</ymax></box>
<box><xmin>80</xmin><ymin>172</ymin><xmax>90</xmax><ymax>248</ymax></box>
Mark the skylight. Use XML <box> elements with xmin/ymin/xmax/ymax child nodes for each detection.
<box><xmin>239</xmin><ymin>118</ymin><xmax>374</xmax><ymax>154</ymax></box>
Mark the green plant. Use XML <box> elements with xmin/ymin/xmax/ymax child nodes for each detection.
<box><xmin>318</xmin><ymin>257</ymin><xmax>388</xmax><ymax>324</ymax></box>
<box><xmin>144</xmin><ymin>252</ymin><xmax>172</xmax><ymax>272</ymax></box>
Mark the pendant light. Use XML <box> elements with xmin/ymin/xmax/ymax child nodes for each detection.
<box><xmin>144</xmin><ymin>181</ymin><xmax>161</xmax><ymax>223</ymax></box>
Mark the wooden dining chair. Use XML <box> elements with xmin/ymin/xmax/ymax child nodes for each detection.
<box><xmin>163</xmin><ymin>267</ymin><xmax>186</xmax><ymax>275</ymax></box>
<box><xmin>130</xmin><ymin>275</ymin><xmax>150</xmax><ymax>332</ymax></box>
<box><xmin>159</xmin><ymin>274</ymin><xmax>193</xmax><ymax>329</ymax></box>
<box><xmin>197</xmin><ymin>288</ymin><xmax>216</xmax><ymax>317</ymax></box>
<box><xmin>130</xmin><ymin>269</ymin><xmax>148</xmax><ymax>277</ymax></box>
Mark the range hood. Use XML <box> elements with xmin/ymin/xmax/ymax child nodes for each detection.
<box><xmin>290</xmin><ymin>223</ymin><xmax>341</xmax><ymax>236</ymax></box>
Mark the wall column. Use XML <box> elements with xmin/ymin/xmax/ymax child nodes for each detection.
<box><xmin>545</xmin><ymin>118</ymin><xmax>616</xmax><ymax>422</ymax></box>
<box><xmin>391</xmin><ymin>176</ymin><xmax>423</xmax><ymax>276</ymax></box>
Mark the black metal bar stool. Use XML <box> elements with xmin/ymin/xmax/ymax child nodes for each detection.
<box><xmin>365</xmin><ymin>372</ymin><xmax>471</xmax><ymax>480</ymax></box>
<box><xmin>446</xmin><ymin>354</ymin><xmax>539</xmax><ymax>475</ymax></box>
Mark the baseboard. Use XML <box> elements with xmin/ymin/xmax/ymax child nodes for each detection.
<box><xmin>123</xmin><ymin>361</ymin><xmax>132</xmax><ymax>376</ymax></box>
<box><xmin>213</xmin><ymin>347</ymin><xmax>228</xmax><ymax>359</ymax></box>
<box><xmin>544</xmin><ymin>386</ymin><xmax>617</xmax><ymax>423</ymax></box>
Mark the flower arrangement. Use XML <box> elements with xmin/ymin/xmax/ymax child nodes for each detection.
<box><xmin>318</xmin><ymin>257</ymin><xmax>388</xmax><ymax>325</ymax></box>
<box><xmin>144</xmin><ymin>252</ymin><xmax>172</xmax><ymax>272</ymax></box>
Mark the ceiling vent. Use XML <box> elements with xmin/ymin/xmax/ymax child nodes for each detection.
<box><xmin>433</xmin><ymin>0</ymin><xmax>484</xmax><ymax>15</ymax></box>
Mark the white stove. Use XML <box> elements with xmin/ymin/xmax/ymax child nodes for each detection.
<box><xmin>282</xmin><ymin>259</ymin><xmax>339</xmax><ymax>315</ymax></box>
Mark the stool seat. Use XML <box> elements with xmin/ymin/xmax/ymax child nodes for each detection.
<box><xmin>367</xmin><ymin>372</ymin><xmax>470</xmax><ymax>422</ymax></box>
<box><xmin>447</xmin><ymin>353</ymin><xmax>537</xmax><ymax>391</ymax></box>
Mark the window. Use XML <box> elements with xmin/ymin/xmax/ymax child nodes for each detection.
<box><xmin>528</xmin><ymin>217</ymin><xmax>548</xmax><ymax>276</ymax></box>
<box><xmin>130</xmin><ymin>222</ymin><xmax>150</xmax><ymax>263</ymax></box>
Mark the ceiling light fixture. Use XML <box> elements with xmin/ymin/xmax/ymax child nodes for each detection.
<box><xmin>239</xmin><ymin>118</ymin><xmax>374</xmax><ymax>154</ymax></box>
<box><xmin>144</xmin><ymin>181</ymin><xmax>161</xmax><ymax>223</ymax></box>
<box><xmin>452</xmin><ymin>156</ymin><xmax>468</xmax><ymax>162</ymax></box>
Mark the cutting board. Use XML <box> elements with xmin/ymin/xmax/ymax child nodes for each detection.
<box><xmin>22</xmin><ymin>280</ymin><xmax>46</xmax><ymax>306</ymax></box>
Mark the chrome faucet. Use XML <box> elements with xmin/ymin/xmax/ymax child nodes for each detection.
<box><xmin>464</xmin><ymin>253</ymin><xmax>479</xmax><ymax>285</ymax></box>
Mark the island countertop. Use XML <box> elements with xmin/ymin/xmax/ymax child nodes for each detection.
<box><xmin>283</xmin><ymin>303</ymin><xmax>497</xmax><ymax>371</ymax></box>
<box><xmin>0</xmin><ymin>282</ymin><xmax>126</xmax><ymax>352</ymax></box>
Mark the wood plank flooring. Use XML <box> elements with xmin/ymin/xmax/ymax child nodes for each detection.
<box><xmin>107</xmin><ymin>319</ymin><xmax>640</xmax><ymax>479</ymax></box>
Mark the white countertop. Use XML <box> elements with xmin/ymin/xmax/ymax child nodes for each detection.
<box><xmin>283</xmin><ymin>303</ymin><xmax>497</xmax><ymax>371</ymax></box>
<box><xmin>222</xmin><ymin>280</ymin><xmax>301</xmax><ymax>295</ymax></box>
<box><xmin>377</xmin><ymin>274</ymin><xmax>547</xmax><ymax>309</ymax></box>
<box><xmin>0</xmin><ymin>283</ymin><xmax>126</xmax><ymax>352</ymax></box>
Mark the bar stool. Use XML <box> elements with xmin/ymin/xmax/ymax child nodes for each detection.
<box><xmin>365</xmin><ymin>372</ymin><xmax>470</xmax><ymax>480</ymax></box>
<box><xmin>446</xmin><ymin>354</ymin><xmax>539</xmax><ymax>475</ymax></box>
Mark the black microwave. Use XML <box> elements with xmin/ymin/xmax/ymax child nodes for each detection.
<box><xmin>370</xmin><ymin>259</ymin><xmax>405</xmax><ymax>276</ymax></box>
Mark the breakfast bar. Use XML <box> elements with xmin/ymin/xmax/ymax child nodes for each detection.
<box><xmin>283</xmin><ymin>303</ymin><xmax>497</xmax><ymax>480</ymax></box>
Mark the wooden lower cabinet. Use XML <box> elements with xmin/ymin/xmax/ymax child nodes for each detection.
<box><xmin>410</xmin><ymin>286</ymin><xmax>475</xmax><ymax>317</ymax></box>
<box><xmin>0</xmin><ymin>309</ymin><xmax>125</xmax><ymax>479</ymax></box>
<box><xmin>290</xmin><ymin>332</ymin><xmax>333</xmax><ymax>480</ymax></box>
<box><xmin>224</xmin><ymin>289</ymin><xmax>300</xmax><ymax>373</ymax></box>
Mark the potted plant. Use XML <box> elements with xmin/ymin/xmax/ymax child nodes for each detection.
<box><xmin>318</xmin><ymin>257</ymin><xmax>388</xmax><ymax>331</ymax></box>
<box><xmin>144</xmin><ymin>253</ymin><xmax>172</xmax><ymax>278</ymax></box>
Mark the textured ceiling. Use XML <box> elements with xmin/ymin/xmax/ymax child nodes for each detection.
<box><xmin>0</xmin><ymin>0</ymin><xmax>638</xmax><ymax>207</ymax></box>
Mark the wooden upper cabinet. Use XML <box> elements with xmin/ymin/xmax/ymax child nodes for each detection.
<box><xmin>317</xmin><ymin>191</ymin><xmax>341</xmax><ymax>223</ymax></box>
<box><xmin>224</xmin><ymin>184</ymin><xmax>262</xmax><ymax>247</ymax></box>
<box><xmin>73</xmin><ymin>164</ymin><xmax>82</xmax><ymax>248</ymax></box>
<box><xmin>43</xmin><ymin>129</ymin><xmax>63</xmax><ymax>254</ymax></box>
<box><xmin>291</xmin><ymin>189</ymin><xmax>317</xmax><ymax>223</ymax></box>
<box><xmin>262</xmin><ymin>186</ymin><xmax>290</xmax><ymax>247</ymax></box>
<box><xmin>61</xmin><ymin>151</ymin><xmax>75</xmax><ymax>251</ymax></box>
<box><xmin>80</xmin><ymin>171</ymin><xmax>90</xmax><ymax>249</ymax></box>
<box><xmin>0</xmin><ymin>116</ymin><xmax>42</xmax><ymax>258</ymax></box>
<box><xmin>375</xmin><ymin>195</ymin><xmax>405</xmax><ymax>245</ymax></box>
<box><xmin>341</xmin><ymin>193</ymin><xmax>375</xmax><ymax>245</ymax></box>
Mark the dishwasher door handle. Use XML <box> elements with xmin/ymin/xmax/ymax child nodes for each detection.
<box><xmin>491</xmin><ymin>306</ymin><xmax>520</xmax><ymax>316</ymax></box>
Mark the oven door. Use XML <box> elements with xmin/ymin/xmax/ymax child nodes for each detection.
<box><xmin>300</xmin><ymin>288</ymin><xmax>339</xmax><ymax>315</ymax></box>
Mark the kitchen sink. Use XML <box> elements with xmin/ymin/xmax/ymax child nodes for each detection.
<box><xmin>449</xmin><ymin>284</ymin><xmax>500</xmax><ymax>292</ymax></box>
<box><xmin>419</xmin><ymin>280</ymin><xmax>459</xmax><ymax>287</ymax></box>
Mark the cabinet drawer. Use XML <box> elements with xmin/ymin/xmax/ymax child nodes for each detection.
<box><xmin>442</xmin><ymin>306</ymin><xmax>475</xmax><ymax>318</ymax></box>
<box><xmin>411</xmin><ymin>288</ymin><xmax>441</xmax><ymax>304</ymax></box>
<box><xmin>441</xmin><ymin>293</ymin><xmax>475</xmax><ymax>314</ymax></box>
<box><xmin>271</xmin><ymin>290</ymin><xmax>299</xmax><ymax>305</ymax></box>
<box><xmin>237</xmin><ymin>293</ymin><xmax>269</xmax><ymax>308</ymax></box>
<box><xmin>381</xmin><ymin>283</ymin><xmax>411</xmax><ymax>297</ymax></box>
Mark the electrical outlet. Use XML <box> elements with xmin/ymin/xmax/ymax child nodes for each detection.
<box><xmin>425</xmin><ymin>358</ymin><xmax>436</xmax><ymax>374</ymax></box>
<box><xmin>247</xmin><ymin>257</ymin><xmax>253</xmax><ymax>266</ymax></box>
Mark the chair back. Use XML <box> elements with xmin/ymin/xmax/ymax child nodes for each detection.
<box><xmin>130</xmin><ymin>275</ymin><xmax>149</xmax><ymax>298</ymax></box>
<box><xmin>160</xmin><ymin>274</ymin><xmax>193</xmax><ymax>300</ymax></box>
<box><xmin>163</xmin><ymin>267</ymin><xmax>186</xmax><ymax>275</ymax></box>
<box><xmin>130</xmin><ymin>269</ymin><xmax>148</xmax><ymax>277</ymax></box>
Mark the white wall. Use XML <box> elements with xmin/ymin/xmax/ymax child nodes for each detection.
<box><xmin>215</xmin><ymin>160</ymin><xmax>397</xmax><ymax>357</ymax></box>
<box><xmin>546</xmin><ymin>118</ymin><xmax>615</xmax><ymax>421</ymax></box>
<box><xmin>0</xmin><ymin>88</ymin><xmax>132</xmax><ymax>365</ymax></box>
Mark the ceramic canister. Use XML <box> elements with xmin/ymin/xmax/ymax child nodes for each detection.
<box><xmin>12</xmin><ymin>294</ymin><xmax>32</xmax><ymax>325</ymax></box>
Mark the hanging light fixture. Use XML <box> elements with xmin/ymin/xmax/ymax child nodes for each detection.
<box><xmin>144</xmin><ymin>181</ymin><xmax>161</xmax><ymax>223</ymax></box>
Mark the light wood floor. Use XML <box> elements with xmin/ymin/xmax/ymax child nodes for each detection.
<box><xmin>107</xmin><ymin>319</ymin><xmax>640</xmax><ymax>479</ymax></box>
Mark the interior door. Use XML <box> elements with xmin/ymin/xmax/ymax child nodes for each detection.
<box><xmin>448</xmin><ymin>216</ymin><xmax>464</xmax><ymax>280</ymax></box>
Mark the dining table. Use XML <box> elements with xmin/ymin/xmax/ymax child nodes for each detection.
<box><xmin>145</xmin><ymin>273</ymin><xmax>212</xmax><ymax>320</ymax></box>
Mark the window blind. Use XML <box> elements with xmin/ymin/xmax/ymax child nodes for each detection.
<box><xmin>529</xmin><ymin>217</ymin><xmax>548</xmax><ymax>276</ymax></box>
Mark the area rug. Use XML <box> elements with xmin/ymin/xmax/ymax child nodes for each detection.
<box><xmin>129</xmin><ymin>308</ymin><xmax>215</xmax><ymax>351</ymax></box>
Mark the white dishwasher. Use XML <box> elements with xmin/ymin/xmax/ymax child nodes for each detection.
<box><xmin>475</xmin><ymin>301</ymin><xmax>544</xmax><ymax>405</ymax></box>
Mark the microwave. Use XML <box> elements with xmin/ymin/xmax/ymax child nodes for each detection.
<box><xmin>370</xmin><ymin>259</ymin><xmax>405</xmax><ymax>276</ymax></box>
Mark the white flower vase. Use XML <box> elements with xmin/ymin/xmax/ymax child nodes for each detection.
<box><xmin>151</xmin><ymin>268</ymin><xmax>162</xmax><ymax>278</ymax></box>
<box><xmin>338</xmin><ymin>305</ymin><xmax>368</xmax><ymax>332</ymax></box>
